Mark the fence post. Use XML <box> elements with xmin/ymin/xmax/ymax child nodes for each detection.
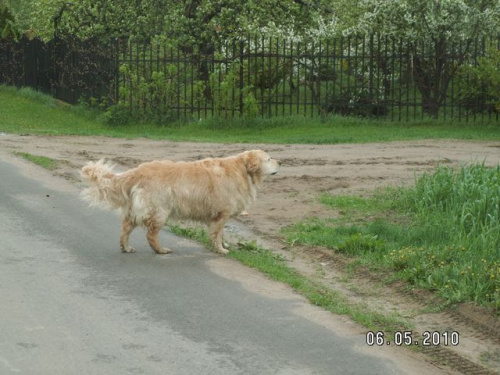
<box><xmin>239</xmin><ymin>40</ymin><xmax>244</xmax><ymax>116</ymax></box>
<box><xmin>114</xmin><ymin>38</ymin><xmax>119</xmax><ymax>104</ymax></box>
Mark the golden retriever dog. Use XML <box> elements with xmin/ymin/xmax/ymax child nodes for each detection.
<box><xmin>80</xmin><ymin>150</ymin><xmax>279</xmax><ymax>255</ymax></box>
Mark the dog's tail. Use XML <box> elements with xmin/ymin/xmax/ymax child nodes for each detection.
<box><xmin>80</xmin><ymin>159</ymin><xmax>128</xmax><ymax>210</ymax></box>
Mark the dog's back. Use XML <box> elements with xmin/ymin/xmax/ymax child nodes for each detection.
<box><xmin>81</xmin><ymin>158</ymin><xmax>231</xmax><ymax>223</ymax></box>
<box><xmin>128</xmin><ymin>159</ymin><xmax>232</xmax><ymax>222</ymax></box>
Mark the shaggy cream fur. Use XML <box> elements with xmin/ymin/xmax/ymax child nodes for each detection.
<box><xmin>81</xmin><ymin>150</ymin><xmax>279</xmax><ymax>255</ymax></box>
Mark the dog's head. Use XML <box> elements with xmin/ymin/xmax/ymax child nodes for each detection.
<box><xmin>242</xmin><ymin>150</ymin><xmax>280</xmax><ymax>180</ymax></box>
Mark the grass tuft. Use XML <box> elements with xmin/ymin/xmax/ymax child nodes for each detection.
<box><xmin>13</xmin><ymin>151</ymin><xmax>58</xmax><ymax>170</ymax></box>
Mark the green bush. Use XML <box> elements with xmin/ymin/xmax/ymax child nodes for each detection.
<box><xmin>115</xmin><ymin>64</ymin><xmax>182</xmax><ymax>124</ymax></box>
<box><xmin>460</xmin><ymin>48</ymin><xmax>500</xmax><ymax>115</ymax></box>
<box><xmin>104</xmin><ymin>103</ymin><xmax>135</xmax><ymax>126</ymax></box>
<box><xmin>209</xmin><ymin>62</ymin><xmax>261</xmax><ymax>119</ymax></box>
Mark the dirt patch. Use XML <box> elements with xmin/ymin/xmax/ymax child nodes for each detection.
<box><xmin>1</xmin><ymin>133</ymin><xmax>500</xmax><ymax>374</ymax></box>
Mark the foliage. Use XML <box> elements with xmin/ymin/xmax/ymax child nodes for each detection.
<box><xmin>111</xmin><ymin>63</ymin><xmax>183</xmax><ymax>125</ymax></box>
<box><xmin>26</xmin><ymin>0</ymin><xmax>337</xmax><ymax>42</ymax></box>
<box><xmin>209</xmin><ymin>63</ymin><xmax>241</xmax><ymax>119</ymax></box>
<box><xmin>207</xmin><ymin>37</ymin><xmax>296</xmax><ymax>119</ymax></box>
<box><xmin>6</xmin><ymin>0</ymin><xmax>31</xmax><ymax>33</ymax></box>
<box><xmin>26</xmin><ymin>0</ymin><xmax>168</xmax><ymax>40</ymax></box>
<box><xmin>348</xmin><ymin>0</ymin><xmax>500</xmax><ymax>41</ymax></box>
<box><xmin>0</xmin><ymin>0</ymin><xmax>20</xmax><ymax>39</ymax></box>
<box><xmin>155</xmin><ymin>0</ymin><xmax>339</xmax><ymax>45</ymax></box>
<box><xmin>325</xmin><ymin>87</ymin><xmax>388</xmax><ymax>118</ymax></box>
<box><xmin>460</xmin><ymin>48</ymin><xmax>500</xmax><ymax>115</ymax></box>
<box><xmin>209</xmin><ymin>63</ymin><xmax>259</xmax><ymax>119</ymax></box>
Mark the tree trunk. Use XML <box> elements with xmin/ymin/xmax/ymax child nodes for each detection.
<box><xmin>412</xmin><ymin>39</ymin><xmax>452</xmax><ymax>119</ymax></box>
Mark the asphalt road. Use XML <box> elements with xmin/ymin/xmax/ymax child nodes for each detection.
<box><xmin>0</xmin><ymin>158</ymin><xmax>412</xmax><ymax>375</ymax></box>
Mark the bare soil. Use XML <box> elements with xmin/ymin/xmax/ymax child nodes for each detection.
<box><xmin>1</xmin><ymin>133</ymin><xmax>500</xmax><ymax>374</ymax></box>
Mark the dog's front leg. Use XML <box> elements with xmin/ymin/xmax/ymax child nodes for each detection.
<box><xmin>209</xmin><ymin>213</ymin><xmax>230</xmax><ymax>255</ymax></box>
<box><xmin>145</xmin><ymin>217</ymin><xmax>172</xmax><ymax>254</ymax></box>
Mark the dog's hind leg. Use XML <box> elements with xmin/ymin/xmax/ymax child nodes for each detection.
<box><xmin>145</xmin><ymin>215</ymin><xmax>172</xmax><ymax>254</ymax></box>
<box><xmin>209</xmin><ymin>212</ymin><xmax>230</xmax><ymax>255</ymax></box>
<box><xmin>120</xmin><ymin>217</ymin><xmax>137</xmax><ymax>253</ymax></box>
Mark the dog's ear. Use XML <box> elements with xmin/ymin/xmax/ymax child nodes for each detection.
<box><xmin>244</xmin><ymin>151</ymin><xmax>260</xmax><ymax>174</ymax></box>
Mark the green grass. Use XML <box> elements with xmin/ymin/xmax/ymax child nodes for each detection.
<box><xmin>0</xmin><ymin>87</ymin><xmax>105</xmax><ymax>135</ymax></box>
<box><xmin>284</xmin><ymin>164</ymin><xmax>500</xmax><ymax>311</ymax></box>
<box><xmin>168</xmin><ymin>223</ymin><xmax>411</xmax><ymax>333</ymax></box>
<box><xmin>13</xmin><ymin>151</ymin><xmax>58</xmax><ymax>170</ymax></box>
<box><xmin>1</xmin><ymin>85</ymin><xmax>499</xmax><ymax>143</ymax></box>
<box><xmin>168</xmin><ymin>224</ymin><xmax>212</xmax><ymax>248</ymax></box>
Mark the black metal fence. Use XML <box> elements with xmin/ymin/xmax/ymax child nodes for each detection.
<box><xmin>1</xmin><ymin>34</ymin><xmax>499</xmax><ymax>123</ymax></box>
<box><xmin>0</xmin><ymin>35</ymin><xmax>117</xmax><ymax>104</ymax></box>
<box><xmin>116</xmin><ymin>35</ymin><xmax>500</xmax><ymax>123</ymax></box>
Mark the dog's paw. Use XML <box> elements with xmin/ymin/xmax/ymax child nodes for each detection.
<box><xmin>121</xmin><ymin>245</ymin><xmax>136</xmax><ymax>253</ymax></box>
<box><xmin>215</xmin><ymin>247</ymin><xmax>229</xmax><ymax>255</ymax></box>
<box><xmin>155</xmin><ymin>247</ymin><xmax>173</xmax><ymax>255</ymax></box>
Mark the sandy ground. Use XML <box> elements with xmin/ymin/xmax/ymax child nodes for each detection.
<box><xmin>1</xmin><ymin>133</ymin><xmax>500</xmax><ymax>374</ymax></box>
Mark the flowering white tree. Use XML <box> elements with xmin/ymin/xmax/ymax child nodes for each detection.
<box><xmin>351</xmin><ymin>0</ymin><xmax>499</xmax><ymax>41</ymax></box>
<box><xmin>25</xmin><ymin>0</ymin><xmax>337</xmax><ymax>41</ymax></box>
<box><xmin>345</xmin><ymin>0</ymin><xmax>500</xmax><ymax>117</ymax></box>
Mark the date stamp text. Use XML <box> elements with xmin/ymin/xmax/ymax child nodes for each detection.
<box><xmin>365</xmin><ymin>331</ymin><xmax>459</xmax><ymax>347</ymax></box>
